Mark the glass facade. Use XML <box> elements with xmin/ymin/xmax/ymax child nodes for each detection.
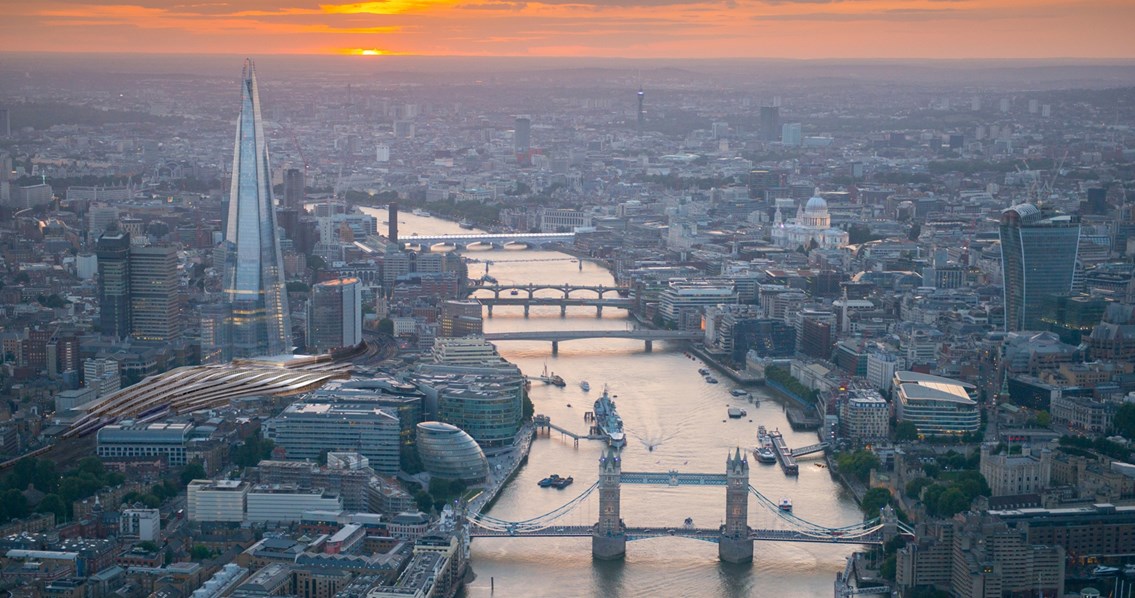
<box><xmin>416</xmin><ymin>421</ymin><xmax>489</xmax><ymax>482</ymax></box>
<box><xmin>1000</xmin><ymin>204</ymin><xmax>1081</xmax><ymax>332</ymax></box>
<box><xmin>222</xmin><ymin>60</ymin><xmax>292</xmax><ymax>358</ymax></box>
<box><xmin>437</xmin><ymin>385</ymin><xmax>522</xmax><ymax>447</ymax></box>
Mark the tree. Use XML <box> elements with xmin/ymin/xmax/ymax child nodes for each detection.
<box><xmin>35</xmin><ymin>494</ymin><xmax>67</xmax><ymax>521</ymax></box>
<box><xmin>190</xmin><ymin>545</ymin><xmax>212</xmax><ymax>561</ymax></box>
<box><xmin>180</xmin><ymin>462</ymin><xmax>206</xmax><ymax>487</ymax></box>
<box><xmin>377</xmin><ymin>318</ymin><xmax>394</xmax><ymax>336</ymax></box>
<box><xmin>895</xmin><ymin>420</ymin><xmax>919</xmax><ymax>442</ymax></box>
<box><xmin>934</xmin><ymin>487</ymin><xmax>971</xmax><ymax>517</ymax></box>
<box><xmin>837</xmin><ymin>449</ymin><xmax>881</xmax><ymax>484</ymax></box>
<box><xmin>1115</xmin><ymin>403</ymin><xmax>1135</xmax><ymax>440</ymax></box>
<box><xmin>905</xmin><ymin>477</ymin><xmax>934</xmax><ymax>500</ymax></box>
<box><xmin>860</xmin><ymin>488</ymin><xmax>894</xmax><ymax>519</ymax></box>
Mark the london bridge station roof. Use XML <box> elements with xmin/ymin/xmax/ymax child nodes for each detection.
<box><xmin>64</xmin><ymin>358</ymin><xmax>350</xmax><ymax>438</ymax></box>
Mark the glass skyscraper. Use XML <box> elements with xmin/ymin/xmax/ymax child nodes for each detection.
<box><xmin>222</xmin><ymin>60</ymin><xmax>292</xmax><ymax>357</ymax></box>
<box><xmin>999</xmin><ymin>203</ymin><xmax>1081</xmax><ymax>332</ymax></box>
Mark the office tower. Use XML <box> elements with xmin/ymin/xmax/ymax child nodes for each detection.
<box><xmin>221</xmin><ymin>60</ymin><xmax>292</xmax><ymax>358</ymax></box>
<box><xmin>781</xmin><ymin>123</ymin><xmax>802</xmax><ymax>147</ymax></box>
<box><xmin>307</xmin><ymin>277</ymin><xmax>362</xmax><ymax>354</ymax></box>
<box><xmin>96</xmin><ymin>232</ymin><xmax>132</xmax><ymax>340</ymax></box>
<box><xmin>759</xmin><ymin>106</ymin><xmax>780</xmax><ymax>141</ymax></box>
<box><xmin>88</xmin><ymin>205</ymin><xmax>120</xmax><ymax>240</ymax></box>
<box><xmin>282</xmin><ymin>168</ymin><xmax>304</xmax><ymax>209</ymax></box>
<box><xmin>1000</xmin><ymin>204</ymin><xmax>1081</xmax><ymax>332</ymax></box>
<box><xmin>0</xmin><ymin>108</ymin><xmax>9</xmax><ymax>138</ymax></box>
<box><xmin>514</xmin><ymin>116</ymin><xmax>531</xmax><ymax>162</ymax></box>
<box><xmin>636</xmin><ymin>87</ymin><xmax>645</xmax><ymax>134</ymax></box>
<box><xmin>388</xmin><ymin>203</ymin><xmax>398</xmax><ymax>244</ymax></box>
<box><xmin>440</xmin><ymin>299</ymin><xmax>483</xmax><ymax>338</ymax></box>
<box><xmin>129</xmin><ymin>245</ymin><xmax>181</xmax><ymax>341</ymax></box>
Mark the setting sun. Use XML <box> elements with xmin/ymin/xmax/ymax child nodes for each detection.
<box><xmin>1</xmin><ymin>0</ymin><xmax>1133</xmax><ymax>58</ymax></box>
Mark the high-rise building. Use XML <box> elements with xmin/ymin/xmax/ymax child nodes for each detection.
<box><xmin>514</xmin><ymin>116</ymin><xmax>531</xmax><ymax>162</ymax></box>
<box><xmin>759</xmin><ymin>106</ymin><xmax>780</xmax><ymax>141</ymax></box>
<box><xmin>96</xmin><ymin>232</ymin><xmax>132</xmax><ymax>340</ymax></box>
<box><xmin>282</xmin><ymin>168</ymin><xmax>304</xmax><ymax>209</ymax></box>
<box><xmin>307</xmin><ymin>277</ymin><xmax>362</xmax><ymax>354</ymax></box>
<box><xmin>636</xmin><ymin>88</ymin><xmax>645</xmax><ymax>134</ymax></box>
<box><xmin>129</xmin><ymin>245</ymin><xmax>181</xmax><ymax>341</ymax></box>
<box><xmin>0</xmin><ymin>107</ymin><xmax>9</xmax><ymax>138</ymax></box>
<box><xmin>221</xmin><ymin>60</ymin><xmax>292</xmax><ymax>358</ymax></box>
<box><xmin>781</xmin><ymin>123</ymin><xmax>802</xmax><ymax>147</ymax></box>
<box><xmin>999</xmin><ymin>204</ymin><xmax>1081</xmax><ymax>331</ymax></box>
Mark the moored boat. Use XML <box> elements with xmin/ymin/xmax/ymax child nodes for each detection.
<box><xmin>538</xmin><ymin>474</ymin><xmax>561</xmax><ymax>487</ymax></box>
<box><xmin>580</xmin><ymin>380</ymin><xmax>591</xmax><ymax>392</ymax></box>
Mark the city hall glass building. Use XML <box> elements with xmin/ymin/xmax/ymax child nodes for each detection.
<box><xmin>221</xmin><ymin>60</ymin><xmax>292</xmax><ymax>358</ymax></box>
<box><xmin>999</xmin><ymin>203</ymin><xmax>1081</xmax><ymax>332</ymax></box>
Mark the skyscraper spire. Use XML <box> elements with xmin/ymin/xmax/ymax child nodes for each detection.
<box><xmin>221</xmin><ymin>59</ymin><xmax>292</xmax><ymax>358</ymax></box>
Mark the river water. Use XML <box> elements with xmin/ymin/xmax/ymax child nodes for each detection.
<box><xmin>364</xmin><ymin>209</ymin><xmax>861</xmax><ymax>597</ymax></box>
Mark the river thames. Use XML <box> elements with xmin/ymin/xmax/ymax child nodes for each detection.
<box><xmin>366</xmin><ymin>208</ymin><xmax>862</xmax><ymax>597</ymax></box>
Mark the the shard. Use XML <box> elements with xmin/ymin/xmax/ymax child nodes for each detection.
<box><xmin>221</xmin><ymin>60</ymin><xmax>292</xmax><ymax>357</ymax></box>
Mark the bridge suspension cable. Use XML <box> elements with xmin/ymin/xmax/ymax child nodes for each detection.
<box><xmin>468</xmin><ymin>482</ymin><xmax>598</xmax><ymax>533</ymax></box>
<box><xmin>747</xmin><ymin>485</ymin><xmax>884</xmax><ymax>537</ymax></box>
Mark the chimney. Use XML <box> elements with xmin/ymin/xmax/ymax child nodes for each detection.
<box><xmin>388</xmin><ymin>202</ymin><xmax>398</xmax><ymax>244</ymax></box>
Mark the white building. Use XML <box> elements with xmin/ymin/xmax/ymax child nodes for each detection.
<box><xmin>83</xmin><ymin>358</ymin><xmax>121</xmax><ymax>398</ymax></box>
<box><xmin>539</xmin><ymin>209</ymin><xmax>592</xmax><ymax>233</ymax></box>
<box><xmin>658</xmin><ymin>279</ymin><xmax>737</xmax><ymax>326</ymax></box>
<box><xmin>246</xmin><ymin>485</ymin><xmax>343</xmax><ymax>524</ymax></box>
<box><xmin>187</xmin><ymin>480</ymin><xmax>248</xmax><ymax>523</ymax></box>
<box><xmin>431</xmin><ymin>336</ymin><xmax>505</xmax><ymax>365</ymax></box>
<box><xmin>119</xmin><ymin>508</ymin><xmax>161</xmax><ymax>542</ymax></box>
<box><xmin>770</xmin><ymin>194</ymin><xmax>849</xmax><ymax>251</ymax></box>
<box><xmin>840</xmin><ymin>390</ymin><xmax>890</xmax><ymax>441</ymax></box>
<box><xmin>980</xmin><ymin>444</ymin><xmax>1052</xmax><ymax>497</ymax></box>
<box><xmin>866</xmin><ymin>352</ymin><xmax>903</xmax><ymax>392</ymax></box>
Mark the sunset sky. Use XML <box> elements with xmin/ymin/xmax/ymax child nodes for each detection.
<box><xmin>2</xmin><ymin>0</ymin><xmax>1134</xmax><ymax>59</ymax></box>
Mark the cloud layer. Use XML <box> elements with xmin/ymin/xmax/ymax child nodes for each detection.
<box><xmin>2</xmin><ymin>0</ymin><xmax>1133</xmax><ymax>58</ymax></box>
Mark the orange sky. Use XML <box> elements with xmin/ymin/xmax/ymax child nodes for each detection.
<box><xmin>2</xmin><ymin>0</ymin><xmax>1134</xmax><ymax>59</ymax></box>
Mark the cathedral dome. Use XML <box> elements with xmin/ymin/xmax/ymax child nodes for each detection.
<box><xmin>805</xmin><ymin>196</ymin><xmax>828</xmax><ymax>212</ymax></box>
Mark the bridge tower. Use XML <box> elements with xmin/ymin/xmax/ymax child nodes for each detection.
<box><xmin>719</xmin><ymin>447</ymin><xmax>753</xmax><ymax>563</ymax></box>
<box><xmin>592</xmin><ymin>445</ymin><xmax>626</xmax><ymax>560</ymax></box>
<box><xmin>880</xmin><ymin>504</ymin><xmax>899</xmax><ymax>544</ymax></box>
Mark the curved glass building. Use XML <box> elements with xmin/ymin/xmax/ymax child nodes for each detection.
<box><xmin>416</xmin><ymin>422</ymin><xmax>489</xmax><ymax>482</ymax></box>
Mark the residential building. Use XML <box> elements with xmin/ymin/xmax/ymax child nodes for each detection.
<box><xmin>307</xmin><ymin>277</ymin><xmax>362</xmax><ymax>353</ymax></box>
<box><xmin>187</xmin><ymin>480</ymin><xmax>249</xmax><ymax>523</ymax></box>
<box><xmin>839</xmin><ymin>390</ymin><xmax>889</xmax><ymax>441</ymax></box>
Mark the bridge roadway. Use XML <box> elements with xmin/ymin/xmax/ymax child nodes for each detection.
<box><xmin>469</xmin><ymin>526</ymin><xmax>883</xmax><ymax>545</ymax></box>
<box><xmin>477</xmin><ymin>297</ymin><xmax>632</xmax><ymax>318</ymax></box>
<box><xmin>483</xmin><ymin>329</ymin><xmax>703</xmax><ymax>354</ymax></box>
<box><xmin>472</xmin><ymin>282</ymin><xmax>628</xmax><ymax>298</ymax></box>
<box><xmin>403</xmin><ymin>232</ymin><xmax>574</xmax><ymax>249</ymax></box>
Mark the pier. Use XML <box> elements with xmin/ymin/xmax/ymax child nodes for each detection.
<box><xmin>769</xmin><ymin>429</ymin><xmax>798</xmax><ymax>475</ymax></box>
<box><xmin>533</xmin><ymin>414</ymin><xmax>604</xmax><ymax>448</ymax></box>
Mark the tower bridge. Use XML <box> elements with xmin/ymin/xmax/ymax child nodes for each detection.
<box><xmin>462</xmin><ymin>448</ymin><xmax>911</xmax><ymax>563</ymax></box>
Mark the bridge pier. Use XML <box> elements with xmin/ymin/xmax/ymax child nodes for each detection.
<box><xmin>719</xmin><ymin>448</ymin><xmax>754</xmax><ymax>563</ymax></box>
<box><xmin>560</xmin><ymin>304</ymin><xmax>567</xmax><ymax>317</ymax></box>
<box><xmin>596</xmin><ymin>305</ymin><xmax>603</xmax><ymax>317</ymax></box>
<box><xmin>523</xmin><ymin>305</ymin><xmax>530</xmax><ymax>318</ymax></box>
<box><xmin>593</xmin><ymin>446</ymin><xmax>626</xmax><ymax>560</ymax></box>
<box><xmin>551</xmin><ymin>341</ymin><xmax>558</xmax><ymax>355</ymax></box>
<box><xmin>486</xmin><ymin>305</ymin><xmax>493</xmax><ymax>318</ymax></box>
<box><xmin>644</xmin><ymin>340</ymin><xmax>652</xmax><ymax>352</ymax></box>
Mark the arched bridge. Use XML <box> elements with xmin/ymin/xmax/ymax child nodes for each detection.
<box><xmin>403</xmin><ymin>232</ymin><xmax>574</xmax><ymax>250</ymax></box>
<box><xmin>462</xmin><ymin>448</ymin><xmax>913</xmax><ymax>563</ymax></box>
<box><xmin>483</xmin><ymin>329</ymin><xmax>703</xmax><ymax>354</ymax></box>
<box><xmin>471</xmin><ymin>283</ymin><xmax>630</xmax><ymax>299</ymax></box>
